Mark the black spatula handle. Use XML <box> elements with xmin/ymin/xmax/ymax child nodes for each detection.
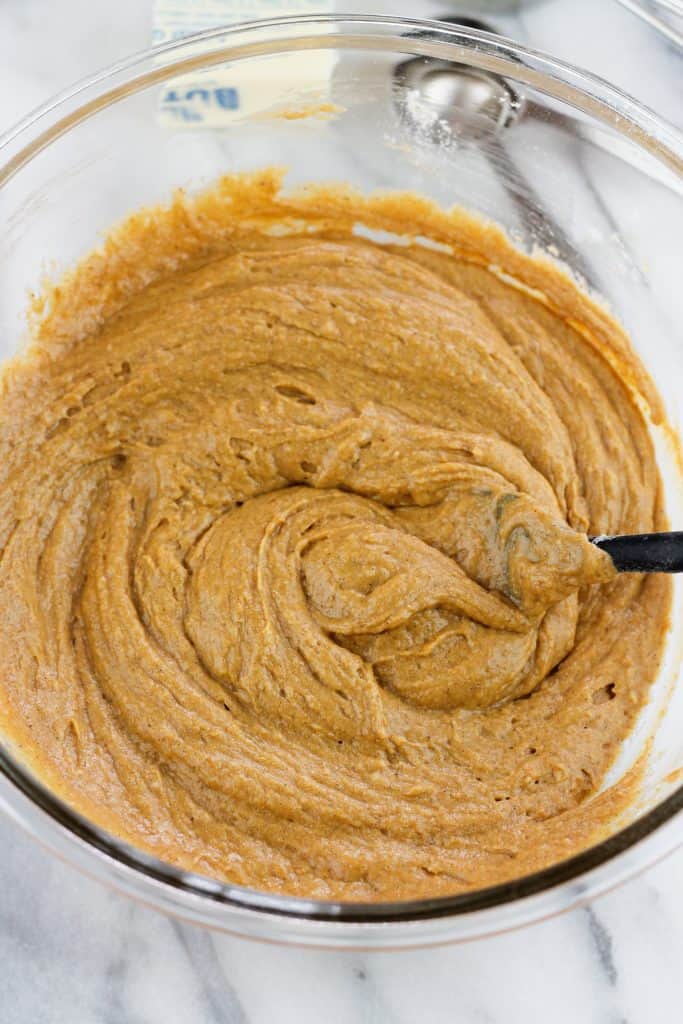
<box><xmin>591</xmin><ymin>532</ymin><xmax>683</xmax><ymax>573</ymax></box>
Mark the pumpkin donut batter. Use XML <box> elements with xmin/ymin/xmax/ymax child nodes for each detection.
<box><xmin>0</xmin><ymin>171</ymin><xmax>671</xmax><ymax>900</ymax></box>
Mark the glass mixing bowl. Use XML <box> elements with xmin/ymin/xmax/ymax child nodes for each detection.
<box><xmin>0</xmin><ymin>14</ymin><xmax>682</xmax><ymax>949</ymax></box>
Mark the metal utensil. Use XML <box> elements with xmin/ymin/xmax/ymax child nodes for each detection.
<box><xmin>394</xmin><ymin>16</ymin><xmax>594</xmax><ymax>283</ymax></box>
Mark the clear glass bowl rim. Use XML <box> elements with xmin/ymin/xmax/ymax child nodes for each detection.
<box><xmin>1</xmin><ymin>13</ymin><xmax>682</xmax><ymax>939</ymax></box>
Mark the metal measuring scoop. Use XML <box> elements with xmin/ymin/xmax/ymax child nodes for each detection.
<box><xmin>394</xmin><ymin>16</ymin><xmax>594</xmax><ymax>284</ymax></box>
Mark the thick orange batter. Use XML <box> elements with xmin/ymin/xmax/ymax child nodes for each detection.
<box><xmin>0</xmin><ymin>171</ymin><xmax>671</xmax><ymax>899</ymax></box>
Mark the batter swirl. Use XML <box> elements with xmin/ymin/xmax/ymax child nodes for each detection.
<box><xmin>0</xmin><ymin>172</ymin><xmax>670</xmax><ymax>899</ymax></box>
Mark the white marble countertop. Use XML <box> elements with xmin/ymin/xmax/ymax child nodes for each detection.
<box><xmin>1</xmin><ymin>1</ymin><xmax>682</xmax><ymax>1021</ymax></box>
